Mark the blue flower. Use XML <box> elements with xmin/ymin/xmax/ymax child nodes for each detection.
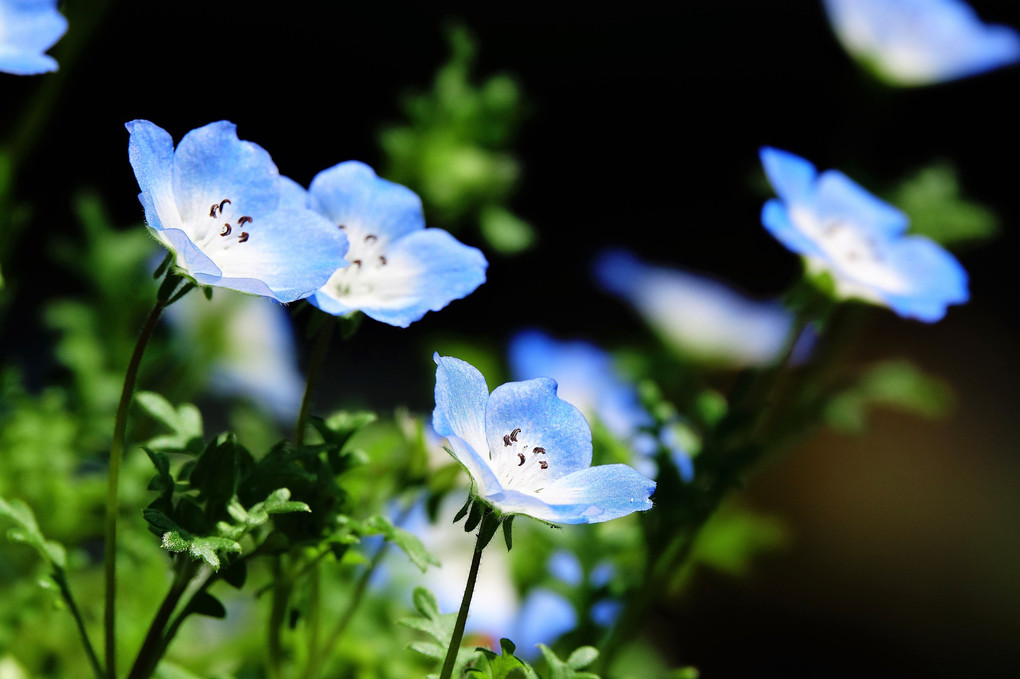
<box><xmin>594</xmin><ymin>249</ymin><xmax>799</xmax><ymax>367</ymax></box>
<box><xmin>305</xmin><ymin>162</ymin><xmax>487</xmax><ymax>327</ymax></box>
<box><xmin>824</xmin><ymin>0</ymin><xmax>1020</xmax><ymax>86</ymax></box>
<box><xmin>126</xmin><ymin>120</ymin><xmax>348</xmax><ymax>303</ymax></box>
<box><xmin>760</xmin><ymin>147</ymin><xmax>968</xmax><ymax>322</ymax></box>
<box><xmin>508</xmin><ymin>330</ymin><xmax>652</xmax><ymax>448</ymax></box>
<box><xmin>433</xmin><ymin>353</ymin><xmax>656</xmax><ymax>524</ymax></box>
<box><xmin>163</xmin><ymin>291</ymin><xmax>303</xmax><ymax>421</ymax></box>
<box><xmin>0</xmin><ymin>0</ymin><xmax>67</xmax><ymax>75</ymax></box>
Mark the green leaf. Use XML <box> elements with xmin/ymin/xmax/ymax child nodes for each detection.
<box><xmin>183</xmin><ymin>590</ymin><xmax>227</xmax><ymax>619</ymax></box>
<box><xmin>144</xmin><ymin>508</ymin><xmax>241</xmax><ymax>570</ymax></box>
<box><xmin>400</xmin><ymin>587</ymin><xmax>476</xmax><ymax>675</ymax></box>
<box><xmin>311</xmin><ymin>410</ymin><xmax>377</xmax><ymax>450</ymax></box>
<box><xmin>469</xmin><ymin>638</ymin><xmax>537</xmax><ymax>679</ymax></box>
<box><xmin>0</xmin><ymin>496</ymin><xmax>68</xmax><ymax>569</ymax></box>
<box><xmin>479</xmin><ymin>205</ymin><xmax>536</xmax><ymax>254</ymax></box>
<box><xmin>826</xmin><ymin>360</ymin><xmax>954</xmax><ymax>434</ymax></box>
<box><xmin>891</xmin><ymin>162</ymin><xmax>999</xmax><ymax>247</ymax></box>
<box><xmin>135</xmin><ymin>391</ymin><xmax>204</xmax><ymax>452</ymax></box>
<box><xmin>188</xmin><ymin>434</ymin><xmax>241</xmax><ymax>507</ymax></box>
<box><xmin>353</xmin><ymin>514</ymin><xmax>439</xmax><ymax>573</ymax></box>
<box><xmin>539</xmin><ymin>644</ymin><xmax>601</xmax><ymax>679</ymax></box>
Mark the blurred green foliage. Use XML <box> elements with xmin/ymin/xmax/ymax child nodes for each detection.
<box><xmin>891</xmin><ymin>162</ymin><xmax>999</xmax><ymax>247</ymax></box>
<box><xmin>380</xmin><ymin>24</ymin><xmax>535</xmax><ymax>255</ymax></box>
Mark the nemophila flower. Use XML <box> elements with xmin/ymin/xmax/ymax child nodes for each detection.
<box><xmin>760</xmin><ymin>147</ymin><xmax>968</xmax><ymax>322</ymax></box>
<box><xmin>0</xmin><ymin>0</ymin><xmax>66</xmax><ymax>75</ymax></box>
<box><xmin>163</xmin><ymin>291</ymin><xmax>303</xmax><ymax>421</ymax></box>
<box><xmin>594</xmin><ymin>249</ymin><xmax>798</xmax><ymax>367</ymax></box>
<box><xmin>126</xmin><ymin>120</ymin><xmax>348</xmax><ymax>303</ymax></box>
<box><xmin>306</xmin><ymin>161</ymin><xmax>487</xmax><ymax>327</ymax></box>
<box><xmin>433</xmin><ymin>353</ymin><xmax>656</xmax><ymax>524</ymax></box>
<box><xmin>824</xmin><ymin>0</ymin><xmax>1020</xmax><ymax>86</ymax></box>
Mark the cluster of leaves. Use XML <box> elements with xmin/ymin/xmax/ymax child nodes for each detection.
<box><xmin>379</xmin><ymin>24</ymin><xmax>535</xmax><ymax>255</ymax></box>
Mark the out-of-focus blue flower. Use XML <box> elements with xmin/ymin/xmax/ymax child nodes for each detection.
<box><xmin>0</xmin><ymin>0</ymin><xmax>66</xmax><ymax>75</ymax></box>
<box><xmin>760</xmin><ymin>147</ymin><xmax>969</xmax><ymax>322</ymax></box>
<box><xmin>509</xmin><ymin>330</ymin><xmax>652</xmax><ymax>447</ymax></box>
<box><xmin>547</xmin><ymin>550</ymin><xmax>584</xmax><ymax>587</ymax></box>
<box><xmin>163</xmin><ymin>291</ymin><xmax>303</xmax><ymax>421</ymax></box>
<box><xmin>824</xmin><ymin>0</ymin><xmax>1020</xmax><ymax>86</ymax></box>
<box><xmin>508</xmin><ymin>329</ymin><xmax>695</xmax><ymax>481</ymax></box>
<box><xmin>395</xmin><ymin>500</ymin><xmax>575</xmax><ymax>659</ymax></box>
<box><xmin>126</xmin><ymin>120</ymin><xmax>348</xmax><ymax>303</ymax></box>
<box><xmin>306</xmin><ymin>161</ymin><xmax>487</xmax><ymax>327</ymax></box>
<box><xmin>594</xmin><ymin>250</ymin><xmax>795</xmax><ymax>367</ymax></box>
<box><xmin>433</xmin><ymin>354</ymin><xmax>656</xmax><ymax>524</ymax></box>
<box><xmin>590</xmin><ymin>599</ymin><xmax>623</xmax><ymax>628</ymax></box>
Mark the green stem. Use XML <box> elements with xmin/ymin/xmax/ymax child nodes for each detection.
<box><xmin>103</xmin><ymin>293</ymin><xmax>171</xmax><ymax>678</ymax></box>
<box><xmin>126</xmin><ymin>558</ymin><xmax>196</xmax><ymax>679</ymax></box>
<box><xmin>439</xmin><ymin>529</ymin><xmax>486</xmax><ymax>679</ymax></box>
<box><xmin>54</xmin><ymin>570</ymin><xmax>105</xmax><ymax>679</ymax></box>
<box><xmin>304</xmin><ymin>537</ymin><xmax>392</xmax><ymax>678</ymax></box>
<box><xmin>267</xmin><ymin>557</ymin><xmax>292</xmax><ymax>679</ymax></box>
<box><xmin>294</xmin><ymin>316</ymin><xmax>337</xmax><ymax>447</ymax></box>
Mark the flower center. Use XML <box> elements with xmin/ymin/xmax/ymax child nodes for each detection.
<box><xmin>491</xmin><ymin>427</ymin><xmax>550</xmax><ymax>492</ymax></box>
<box><xmin>193</xmin><ymin>198</ymin><xmax>254</xmax><ymax>252</ymax></box>
<box><xmin>325</xmin><ymin>227</ymin><xmax>390</xmax><ymax>298</ymax></box>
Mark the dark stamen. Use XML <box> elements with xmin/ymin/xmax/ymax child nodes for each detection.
<box><xmin>219</xmin><ymin>199</ymin><xmax>231</xmax><ymax>212</ymax></box>
<box><xmin>238</xmin><ymin>232</ymin><xmax>249</xmax><ymax>243</ymax></box>
<box><xmin>364</xmin><ymin>234</ymin><xmax>377</xmax><ymax>243</ymax></box>
<box><xmin>210</xmin><ymin>204</ymin><xmax>219</xmax><ymax>217</ymax></box>
<box><xmin>503</xmin><ymin>434</ymin><xmax>511</xmax><ymax>447</ymax></box>
<box><xmin>352</xmin><ymin>259</ymin><xmax>362</xmax><ymax>268</ymax></box>
<box><xmin>338</xmin><ymin>224</ymin><xmax>346</xmax><ymax>230</ymax></box>
<box><xmin>378</xmin><ymin>256</ymin><xmax>387</xmax><ymax>266</ymax></box>
<box><xmin>533</xmin><ymin>447</ymin><xmax>546</xmax><ymax>455</ymax></box>
<box><xmin>220</xmin><ymin>224</ymin><xmax>232</xmax><ymax>237</ymax></box>
<box><xmin>539</xmin><ymin>460</ymin><xmax>548</xmax><ymax>470</ymax></box>
<box><xmin>510</xmin><ymin>428</ymin><xmax>521</xmax><ymax>442</ymax></box>
<box><xmin>237</xmin><ymin>216</ymin><xmax>253</xmax><ymax>226</ymax></box>
<box><xmin>517</xmin><ymin>453</ymin><xmax>526</xmax><ymax>466</ymax></box>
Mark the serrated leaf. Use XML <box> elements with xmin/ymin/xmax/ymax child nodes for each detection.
<box><xmin>260</xmin><ymin>488</ymin><xmax>311</xmax><ymax>515</ymax></box>
<box><xmin>400</xmin><ymin>587</ymin><xmax>476</xmax><ymax>675</ymax></box>
<box><xmin>311</xmin><ymin>410</ymin><xmax>377</xmax><ymax>449</ymax></box>
<box><xmin>470</xmin><ymin>638</ymin><xmax>537</xmax><ymax>679</ymax></box>
<box><xmin>0</xmin><ymin>497</ymin><xmax>68</xmax><ymax>569</ymax></box>
<box><xmin>135</xmin><ymin>391</ymin><xmax>203</xmax><ymax>451</ymax></box>
<box><xmin>540</xmin><ymin>644</ymin><xmax>601</xmax><ymax>679</ymax></box>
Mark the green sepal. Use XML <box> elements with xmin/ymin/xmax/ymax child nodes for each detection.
<box><xmin>502</xmin><ymin>515</ymin><xmax>515</xmax><ymax>551</ymax></box>
<box><xmin>453</xmin><ymin>494</ymin><xmax>473</xmax><ymax>524</ymax></box>
<box><xmin>476</xmin><ymin>509</ymin><xmax>501</xmax><ymax>551</ymax></box>
<box><xmin>152</xmin><ymin>251</ymin><xmax>173</xmax><ymax>279</ymax></box>
<box><xmin>464</xmin><ymin>500</ymin><xmax>483</xmax><ymax>532</ymax></box>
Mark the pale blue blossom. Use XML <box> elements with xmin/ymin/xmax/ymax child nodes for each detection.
<box><xmin>433</xmin><ymin>353</ymin><xmax>656</xmax><ymax>524</ymax></box>
<box><xmin>0</xmin><ymin>0</ymin><xmax>66</xmax><ymax>75</ymax></box>
<box><xmin>824</xmin><ymin>0</ymin><xmax>1020</xmax><ymax>86</ymax></box>
<box><xmin>760</xmin><ymin>147</ymin><xmax>968</xmax><ymax>322</ymax></box>
<box><xmin>163</xmin><ymin>291</ymin><xmax>303</xmax><ymax>421</ymax></box>
<box><xmin>127</xmin><ymin>120</ymin><xmax>348</xmax><ymax>303</ymax></box>
<box><xmin>306</xmin><ymin>161</ymin><xmax>487</xmax><ymax>327</ymax></box>
<box><xmin>594</xmin><ymin>250</ymin><xmax>796</xmax><ymax>367</ymax></box>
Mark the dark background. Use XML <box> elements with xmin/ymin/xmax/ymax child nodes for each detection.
<box><xmin>3</xmin><ymin>1</ymin><xmax>1019</xmax><ymax>676</ymax></box>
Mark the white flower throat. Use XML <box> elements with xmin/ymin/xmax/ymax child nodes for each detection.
<box><xmin>492</xmin><ymin>427</ymin><xmax>550</xmax><ymax>492</ymax></box>
<box><xmin>193</xmin><ymin>197</ymin><xmax>254</xmax><ymax>253</ymax></box>
<box><xmin>326</xmin><ymin>223</ymin><xmax>391</xmax><ymax>298</ymax></box>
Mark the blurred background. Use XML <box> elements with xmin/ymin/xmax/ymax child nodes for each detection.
<box><xmin>2</xmin><ymin>1</ymin><xmax>1019</xmax><ymax>676</ymax></box>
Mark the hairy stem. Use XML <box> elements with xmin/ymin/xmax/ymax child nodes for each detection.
<box><xmin>103</xmin><ymin>293</ymin><xmax>171</xmax><ymax>678</ymax></box>
<box><xmin>439</xmin><ymin>528</ymin><xmax>486</xmax><ymax>679</ymax></box>
<box><xmin>294</xmin><ymin>316</ymin><xmax>337</xmax><ymax>447</ymax></box>
<box><xmin>54</xmin><ymin>570</ymin><xmax>105</xmax><ymax>679</ymax></box>
<box><xmin>126</xmin><ymin>558</ymin><xmax>196</xmax><ymax>679</ymax></box>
